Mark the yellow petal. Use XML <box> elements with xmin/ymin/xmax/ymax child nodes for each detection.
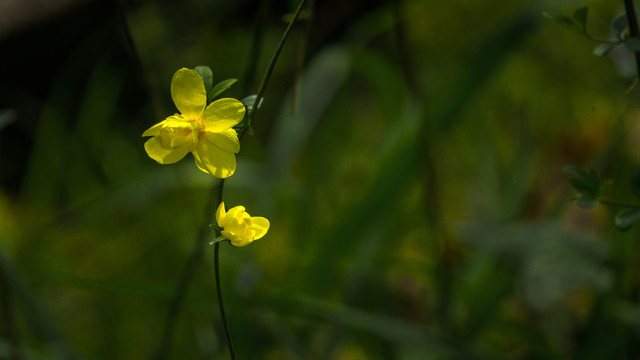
<box><xmin>223</xmin><ymin>230</ymin><xmax>252</xmax><ymax>247</ymax></box>
<box><xmin>171</xmin><ymin>68</ymin><xmax>206</xmax><ymax>118</ymax></box>
<box><xmin>144</xmin><ymin>137</ymin><xmax>190</xmax><ymax>164</ymax></box>
<box><xmin>202</xmin><ymin>98</ymin><xmax>245</xmax><ymax>132</ymax></box>
<box><xmin>192</xmin><ymin>139</ymin><xmax>237</xmax><ymax>178</ymax></box>
<box><xmin>205</xmin><ymin>129</ymin><xmax>240</xmax><ymax>153</ymax></box>
<box><xmin>216</xmin><ymin>202</ymin><xmax>226</xmax><ymax>227</ymax></box>
<box><xmin>225</xmin><ymin>206</ymin><xmax>248</xmax><ymax>232</ymax></box>
<box><xmin>230</xmin><ymin>240</ymin><xmax>253</xmax><ymax>247</ymax></box>
<box><xmin>142</xmin><ymin>121</ymin><xmax>165</xmax><ymax>137</ymax></box>
<box><xmin>142</xmin><ymin>115</ymin><xmax>186</xmax><ymax>137</ymax></box>
<box><xmin>249</xmin><ymin>217</ymin><xmax>270</xmax><ymax>240</ymax></box>
<box><xmin>158</xmin><ymin>120</ymin><xmax>195</xmax><ymax>148</ymax></box>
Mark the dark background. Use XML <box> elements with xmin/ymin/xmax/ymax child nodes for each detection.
<box><xmin>2</xmin><ymin>0</ymin><xmax>640</xmax><ymax>359</ymax></box>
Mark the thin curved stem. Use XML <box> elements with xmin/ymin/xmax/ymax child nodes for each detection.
<box><xmin>158</xmin><ymin>2</ymin><xmax>306</xmax><ymax>358</ymax></box>
<box><xmin>214</xmin><ymin>241</ymin><xmax>235</xmax><ymax>359</ymax></box>
<box><xmin>215</xmin><ymin>3</ymin><xmax>305</xmax><ymax>357</ymax></box>
<box><xmin>212</xmin><ymin>179</ymin><xmax>236</xmax><ymax>358</ymax></box>
<box><xmin>242</xmin><ymin>0</ymin><xmax>306</xmax><ymax>140</ymax></box>
<box><xmin>624</xmin><ymin>0</ymin><xmax>640</xmax><ymax>78</ymax></box>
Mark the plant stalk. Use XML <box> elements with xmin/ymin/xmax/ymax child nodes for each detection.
<box><xmin>242</xmin><ymin>0</ymin><xmax>307</xmax><ymax>139</ymax></box>
<box><xmin>624</xmin><ymin>0</ymin><xmax>640</xmax><ymax>78</ymax></box>
<box><xmin>214</xmin><ymin>241</ymin><xmax>235</xmax><ymax>359</ymax></box>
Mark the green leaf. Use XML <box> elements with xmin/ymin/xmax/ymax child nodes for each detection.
<box><xmin>611</xmin><ymin>13</ymin><xmax>629</xmax><ymax>39</ymax></box>
<box><xmin>563</xmin><ymin>165</ymin><xmax>590</xmax><ymax>179</ymax></box>
<box><xmin>593</xmin><ymin>42</ymin><xmax>618</xmax><ymax>57</ymax></box>
<box><xmin>543</xmin><ymin>11</ymin><xmax>579</xmax><ymax>32</ymax></box>
<box><xmin>572</xmin><ymin>7</ymin><xmax>589</xmax><ymax>34</ymax></box>
<box><xmin>208</xmin><ymin>223</ymin><xmax>223</xmax><ymax>232</ymax></box>
<box><xmin>626</xmin><ymin>37</ymin><xmax>640</xmax><ymax>52</ymax></box>
<box><xmin>194</xmin><ymin>65</ymin><xmax>214</xmax><ymax>98</ymax></box>
<box><xmin>615</xmin><ymin>208</ymin><xmax>640</xmax><ymax>231</ymax></box>
<box><xmin>241</xmin><ymin>95</ymin><xmax>263</xmax><ymax>112</ymax></box>
<box><xmin>576</xmin><ymin>195</ymin><xmax>599</xmax><ymax>209</ymax></box>
<box><xmin>564</xmin><ymin>166</ymin><xmax>611</xmax><ymax>209</ymax></box>
<box><xmin>208</xmin><ymin>236</ymin><xmax>227</xmax><ymax>245</ymax></box>
<box><xmin>570</xmin><ymin>176</ymin><xmax>596</xmax><ymax>196</ymax></box>
<box><xmin>0</xmin><ymin>109</ymin><xmax>17</xmax><ymax>130</ymax></box>
<box><xmin>564</xmin><ymin>165</ymin><xmax>599</xmax><ymax>196</ymax></box>
<box><xmin>209</xmin><ymin>79</ymin><xmax>238</xmax><ymax>100</ymax></box>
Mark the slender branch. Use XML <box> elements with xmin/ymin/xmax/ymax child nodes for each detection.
<box><xmin>624</xmin><ymin>0</ymin><xmax>640</xmax><ymax>78</ymax></box>
<box><xmin>215</xmin><ymin>3</ymin><xmax>305</xmax><ymax>357</ymax></box>
<box><xmin>157</xmin><ymin>1</ymin><xmax>306</xmax><ymax>357</ymax></box>
<box><xmin>211</xmin><ymin>179</ymin><xmax>237</xmax><ymax>359</ymax></box>
<box><xmin>214</xmin><ymin>242</ymin><xmax>235</xmax><ymax>359</ymax></box>
<box><xmin>242</xmin><ymin>0</ymin><xmax>306</xmax><ymax>139</ymax></box>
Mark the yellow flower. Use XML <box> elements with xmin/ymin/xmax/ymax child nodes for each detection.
<box><xmin>142</xmin><ymin>68</ymin><xmax>245</xmax><ymax>178</ymax></box>
<box><xmin>215</xmin><ymin>202</ymin><xmax>270</xmax><ymax>247</ymax></box>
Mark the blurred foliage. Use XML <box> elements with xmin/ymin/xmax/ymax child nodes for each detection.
<box><xmin>2</xmin><ymin>0</ymin><xmax>640</xmax><ymax>359</ymax></box>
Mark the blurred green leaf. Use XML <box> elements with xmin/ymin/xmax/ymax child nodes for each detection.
<box><xmin>569</xmin><ymin>176</ymin><xmax>596</xmax><ymax>196</ymax></box>
<box><xmin>543</xmin><ymin>7</ymin><xmax>592</xmax><ymax>38</ymax></box>
<box><xmin>573</xmin><ymin>7</ymin><xmax>589</xmax><ymax>34</ymax></box>
<box><xmin>615</xmin><ymin>208</ymin><xmax>640</xmax><ymax>231</ymax></box>
<box><xmin>626</xmin><ymin>37</ymin><xmax>640</xmax><ymax>52</ymax></box>
<box><xmin>576</xmin><ymin>195</ymin><xmax>599</xmax><ymax>209</ymax></box>
<box><xmin>564</xmin><ymin>165</ymin><xmax>598</xmax><ymax>196</ymax></box>
<box><xmin>194</xmin><ymin>65</ymin><xmax>214</xmax><ymax>99</ymax></box>
<box><xmin>241</xmin><ymin>94</ymin><xmax>263</xmax><ymax>112</ymax></box>
<box><xmin>563</xmin><ymin>166</ymin><xmax>611</xmax><ymax>209</ymax></box>
<box><xmin>297</xmin><ymin>297</ymin><xmax>458</xmax><ymax>353</ymax></box>
<box><xmin>612</xmin><ymin>13</ymin><xmax>629</xmax><ymax>38</ymax></box>
<box><xmin>209</xmin><ymin>78</ymin><xmax>238</xmax><ymax>100</ymax></box>
<box><xmin>461</xmin><ymin>221</ymin><xmax>611</xmax><ymax>312</ymax></box>
<box><xmin>543</xmin><ymin>11</ymin><xmax>579</xmax><ymax>32</ymax></box>
<box><xmin>0</xmin><ymin>109</ymin><xmax>16</xmax><ymax>130</ymax></box>
<box><xmin>593</xmin><ymin>42</ymin><xmax>617</xmax><ymax>57</ymax></box>
<box><xmin>563</xmin><ymin>165</ymin><xmax>590</xmax><ymax>179</ymax></box>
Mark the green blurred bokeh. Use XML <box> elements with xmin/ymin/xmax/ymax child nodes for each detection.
<box><xmin>2</xmin><ymin>0</ymin><xmax>640</xmax><ymax>359</ymax></box>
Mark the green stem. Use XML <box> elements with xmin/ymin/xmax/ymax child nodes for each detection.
<box><xmin>212</xmin><ymin>179</ymin><xmax>236</xmax><ymax>359</ymax></box>
<box><xmin>214</xmin><ymin>241</ymin><xmax>235</xmax><ymax>359</ymax></box>
<box><xmin>214</xmin><ymin>2</ymin><xmax>305</xmax><ymax>357</ymax></box>
<box><xmin>624</xmin><ymin>0</ymin><xmax>640</xmax><ymax>78</ymax></box>
<box><xmin>600</xmin><ymin>198</ymin><xmax>640</xmax><ymax>209</ymax></box>
<box><xmin>583</xmin><ymin>32</ymin><xmax>620</xmax><ymax>43</ymax></box>
<box><xmin>241</xmin><ymin>0</ymin><xmax>306</xmax><ymax>139</ymax></box>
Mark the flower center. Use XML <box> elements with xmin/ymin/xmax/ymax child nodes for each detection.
<box><xmin>190</xmin><ymin>117</ymin><xmax>207</xmax><ymax>141</ymax></box>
